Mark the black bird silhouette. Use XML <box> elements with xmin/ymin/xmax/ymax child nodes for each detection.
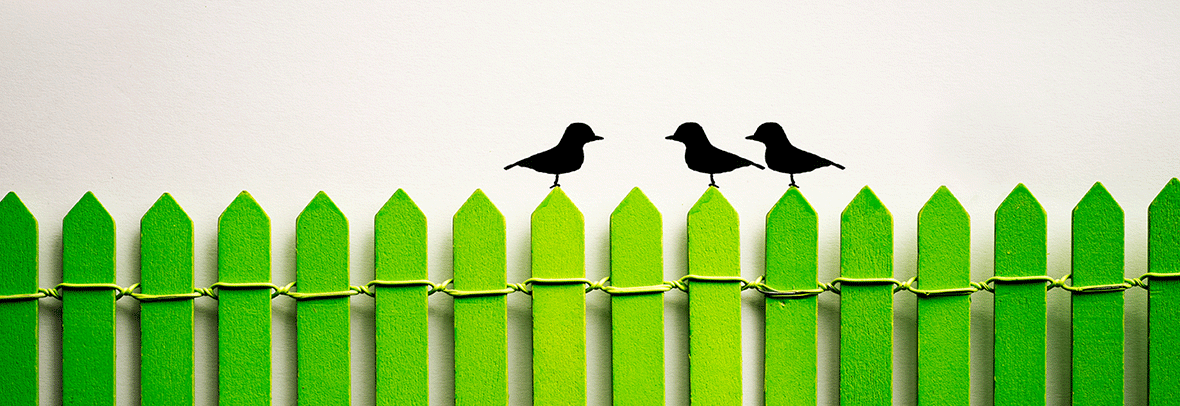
<box><xmin>505</xmin><ymin>122</ymin><xmax>603</xmax><ymax>188</ymax></box>
<box><xmin>745</xmin><ymin>122</ymin><xmax>844</xmax><ymax>188</ymax></box>
<box><xmin>665</xmin><ymin>122</ymin><xmax>764</xmax><ymax>188</ymax></box>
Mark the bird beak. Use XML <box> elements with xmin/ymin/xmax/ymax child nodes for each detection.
<box><xmin>665</xmin><ymin>135</ymin><xmax>675</xmax><ymax>140</ymax></box>
<box><xmin>744</xmin><ymin>135</ymin><xmax>756</xmax><ymax>140</ymax></box>
<box><xmin>591</xmin><ymin>135</ymin><xmax>604</xmax><ymax>141</ymax></box>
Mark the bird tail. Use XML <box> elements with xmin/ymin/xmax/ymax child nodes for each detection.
<box><xmin>752</xmin><ymin>162</ymin><xmax>765</xmax><ymax>170</ymax></box>
<box><xmin>833</xmin><ymin>163</ymin><xmax>845</xmax><ymax>170</ymax></box>
<box><xmin>504</xmin><ymin>163</ymin><xmax>517</xmax><ymax>170</ymax></box>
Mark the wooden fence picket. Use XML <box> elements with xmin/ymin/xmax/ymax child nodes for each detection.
<box><xmin>609</xmin><ymin>187</ymin><xmax>664</xmax><ymax>406</ymax></box>
<box><xmin>687</xmin><ymin>187</ymin><xmax>742</xmax><ymax>405</ymax></box>
<box><xmin>1148</xmin><ymin>179</ymin><xmax>1180</xmax><ymax>405</ymax></box>
<box><xmin>993</xmin><ymin>184</ymin><xmax>1047</xmax><ymax>405</ymax></box>
<box><xmin>840</xmin><ymin>186</ymin><xmax>893</xmax><ymax>406</ymax></box>
<box><xmin>531</xmin><ymin>187</ymin><xmax>587</xmax><ymax>405</ymax></box>
<box><xmin>1071</xmin><ymin>182</ymin><xmax>1124</xmax><ymax>406</ymax></box>
<box><xmin>764</xmin><ymin>188</ymin><xmax>818</xmax><ymax>406</ymax></box>
<box><xmin>295</xmin><ymin>192</ymin><xmax>351</xmax><ymax>405</ymax></box>
<box><xmin>217</xmin><ymin>191</ymin><xmax>273</xmax><ymax>405</ymax></box>
<box><xmin>453</xmin><ymin>190</ymin><xmax>508</xmax><ymax>405</ymax></box>
<box><xmin>916</xmin><ymin>186</ymin><xmax>970</xmax><ymax>405</ymax></box>
<box><xmin>62</xmin><ymin>192</ymin><xmax>117</xmax><ymax>406</ymax></box>
<box><xmin>140</xmin><ymin>193</ymin><xmax>195</xmax><ymax>405</ymax></box>
<box><xmin>0</xmin><ymin>192</ymin><xmax>38</xmax><ymax>404</ymax></box>
<box><xmin>374</xmin><ymin>189</ymin><xmax>429</xmax><ymax>406</ymax></box>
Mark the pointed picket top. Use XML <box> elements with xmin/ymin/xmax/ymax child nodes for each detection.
<box><xmin>688</xmin><ymin>186</ymin><xmax>739</xmax><ymax>277</ymax></box>
<box><xmin>1072</xmin><ymin>182</ymin><xmax>1123</xmax><ymax>286</ymax></box>
<box><xmin>995</xmin><ymin>184</ymin><xmax>1046</xmax><ymax>277</ymax></box>
<box><xmin>1149</xmin><ymin>178</ymin><xmax>1180</xmax><ymax>272</ymax></box>
<box><xmin>64</xmin><ymin>191</ymin><xmax>115</xmax><ymax>283</ymax></box>
<box><xmin>917</xmin><ymin>186</ymin><xmax>969</xmax><ymax>289</ymax></box>
<box><xmin>766</xmin><ymin>187</ymin><xmax>816</xmax><ymax>289</ymax></box>
<box><xmin>219</xmin><ymin>191</ymin><xmax>271</xmax><ymax>283</ymax></box>
<box><xmin>0</xmin><ymin>191</ymin><xmax>37</xmax><ymax>291</ymax></box>
<box><xmin>222</xmin><ymin>191</ymin><xmax>268</xmax><ymax>225</ymax></box>
<box><xmin>141</xmin><ymin>193</ymin><xmax>193</xmax><ymax>293</ymax></box>
<box><xmin>612</xmin><ymin>187</ymin><xmax>659</xmax><ymax>222</ymax></box>
<box><xmin>297</xmin><ymin>191</ymin><xmax>348</xmax><ymax>290</ymax></box>
<box><xmin>376</xmin><ymin>189</ymin><xmax>427</xmax><ymax>281</ymax></box>
<box><xmin>841</xmin><ymin>186</ymin><xmax>892</xmax><ymax>278</ymax></box>
<box><xmin>300</xmin><ymin>191</ymin><xmax>346</xmax><ymax>224</ymax></box>
<box><xmin>455</xmin><ymin>189</ymin><xmax>503</xmax><ymax>224</ymax></box>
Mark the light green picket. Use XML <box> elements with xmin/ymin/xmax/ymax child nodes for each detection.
<box><xmin>609</xmin><ymin>188</ymin><xmax>664</xmax><ymax>406</ymax></box>
<box><xmin>1148</xmin><ymin>178</ymin><xmax>1180</xmax><ymax>405</ymax></box>
<box><xmin>374</xmin><ymin>189</ymin><xmax>429</xmax><ymax>406</ymax></box>
<box><xmin>916</xmin><ymin>186</ymin><xmax>970</xmax><ymax>405</ymax></box>
<box><xmin>764</xmin><ymin>188</ymin><xmax>818</xmax><ymax>405</ymax></box>
<box><xmin>140</xmin><ymin>193</ymin><xmax>194</xmax><ymax>405</ymax></box>
<box><xmin>453</xmin><ymin>190</ymin><xmax>508</xmax><ymax>406</ymax></box>
<box><xmin>1071</xmin><ymin>182</ymin><xmax>1123</xmax><ymax>406</ymax></box>
<box><xmin>840</xmin><ymin>186</ymin><xmax>893</xmax><ymax>406</ymax></box>
<box><xmin>993</xmin><ymin>184</ymin><xmax>1047</xmax><ymax>406</ymax></box>
<box><xmin>296</xmin><ymin>192</ymin><xmax>350</xmax><ymax>405</ymax></box>
<box><xmin>0</xmin><ymin>192</ymin><xmax>38</xmax><ymax>405</ymax></box>
<box><xmin>532</xmin><ymin>187</ymin><xmax>587</xmax><ymax>405</ymax></box>
<box><xmin>687</xmin><ymin>187</ymin><xmax>742</xmax><ymax>405</ymax></box>
<box><xmin>62</xmin><ymin>192</ymin><xmax>116</xmax><ymax>406</ymax></box>
<box><xmin>217</xmin><ymin>191</ymin><xmax>272</xmax><ymax>405</ymax></box>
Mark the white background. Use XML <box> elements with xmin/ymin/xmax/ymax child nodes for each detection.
<box><xmin>3</xmin><ymin>1</ymin><xmax>1179</xmax><ymax>404</ymax></box>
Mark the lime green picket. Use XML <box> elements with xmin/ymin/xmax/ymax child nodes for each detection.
<box><xmin>687</xmin><ymin>187</ymin><xmax>742</xmax><ymax>405</ymax></box>
<box><xmin>532</xmin><ymin>187</ymin><xmax>587</xmax><ymax>405</ymax></box>
<box><xmin>1071</xmin><ymin>182</ymin><xmax>1123</xmax><ymax>406</ymax></box>
<box><xmin>0</xmin><ymin>192</ymin><xmax>38</xmax><ymax>404</ymax></box>
<box><xmin>1148</xmin><ymin>178</ymin><xmax>1180</xmax><ymax>405</ymax></box>
<box><xmin>296</xmin><ymin>192</ymin><xmax>350</xmax><ymax>405</ymax></box>
<box><xmin>140</xmin><ymin>193</ymin><xmax>194</xmax><ymax>405</ymax></box>
<box><xmin>764</xmin><ymin>188</ymin><xmax>818</xmax><ymax>405</ymax></box>
<box><xmin>217</xmin><ymin>191</ymin><xmax>272</xmax><ymax>405</ymax></box>
<box><xmin>374</xmin><ymin>189</ymin><xmax>429</xmax><ymax>406</ymax></box>
<box><xmin>993</xmin><ymin>184</ymin><xmax>1047</xmax><ymax>405</ymax></box>
<box><xmin>916</xmin><ymin>186</ymin><xmax>970</xmax><ymax>405</ymax></box>
<box><xmin>609</xmin><ymin>188</ymin><xmax>664</xmax><ymax>406</ymax></box>
<box><xmin>62</xmin><ymin>192</ymin><xmax>116</xmax><ymax>406</ymax></box>
<box><xmin>453</xmin><ymin>190</ymin><xmax>508</xmax><ymax>405</ymax></box>
<box><xmin>840</xmin><ymin>186</ymin><xmax>893</xmax><ymax>406</ymax></box>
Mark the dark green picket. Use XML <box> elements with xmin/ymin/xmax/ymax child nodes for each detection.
<box><xmin>765</xmin><ymin>188</ymin><xmax>818</xmax><ymax>405</ymax></box>
<box><xmin>993</xmin><ymin>184</ymin><xmax>1047</xmax><ymax>405</ymax></box>
<box><xmin>0</xmin><ymin>192</ymin><xmax>38</xmax><ymax>404</ymax></box>
<box><xmin>1148</xmin><ymin>179</ymin><xmax>1180</xmax><ymax>405</ymax></box>
<box><xmin>1071</xmin><ymin>182</ymin><xmax>1123</xmax><ymax>406</ymax></box>
<box><xmin>217</xmin><ymin>191</ymin><xmax>272</xmax><ymax>405</ymax></box>
<box><xmin>296</xmin><ymin>192</ymin><xmax>351</xmax><ymax>405</ymax></box>
<box><xmin>140</xmin><ymin>193</ymin><xmax>194</xmax><ymax>405</ymax></box>
<box><xmin>62</xmin><ymin>192</ymin><xmax>116</xmax><ymax>406</ymax></box>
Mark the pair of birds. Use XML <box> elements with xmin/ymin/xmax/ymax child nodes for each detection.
<box><xmin>505</xmin><ymin>122</ymin><xmax>845</xmax><ymax>189</ymax></box>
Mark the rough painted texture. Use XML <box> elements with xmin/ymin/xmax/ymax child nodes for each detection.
<box><xmin>1071</xmin><ymin>182</ymin><xmax>1123</xmax><ymax>406</ymax></box>
<box><xmin>217</xmin><ymin>191</ymin><xmax>272</xmax><ymax>406</ymax></box>
<box><xmin>687</xmin><ymin>187</ymin><xmax>742</xmax><ymax>405</ymax></box>
<box><xmin>765</xmin><ymin>188</ymin><xmax>817</xmax><ymax>406</ymax></box>
<box><xmin>62</xmin><ymin>192</ymin><xmax>116</xmax><ymax>406</ymax></box>
<box><xmin>532</xmin><ymin>187</ymin><xmax>587</xmax><ymax>405</ymax></box>
<box><xmin>993</xmin><ymin>184</ymin><xmax>1047</xmax><ymax>406</ymax></box>
<box><xmin>453</xmin><ymin>190</ymin><xmax>508</xmax><ymax>405</ymax></box>
<box><xmin>140</xmin><ymin>193</ymin><xmax>195</xmax><ymax>405</ymax></box>
<box><xmin>296</xmin><ymin>192</ymin><xmax>350</xmax><ymax>405</ymax></box>
<box><xmin>0</xmin><ymin>192</ymin><xmax>38</xmax><ymax>405</ymax></box>
<box><xmin>1148</xmin><ymin>178</ymin><xmax>1180</xmax><ymax>405</ymax></box>
<box><xmin>840</xmin><ymin>186</ymin><xmax>893</xmax><ymax>406</ymax></box>
<box><xmin>610</xmin><ymin>188</ymin><xmax>664</xmax><ymax>406</ymax></box>
<box><xmin>374</xmin><ymin>189</ymin><xmax>429</xmax><ymax>406</ymax></box>
<box><xmin>916</xmin><ymin>186</ymin><xmax>970</xmax><ymax>406</ymax></box>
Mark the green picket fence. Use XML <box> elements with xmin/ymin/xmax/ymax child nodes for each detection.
<box><xmin>1</xmin><ymin>181</ymin><xmax>1179</xmax><ymax>405</ymax></box>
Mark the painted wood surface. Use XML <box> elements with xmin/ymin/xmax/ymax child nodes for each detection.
<box><xmin>531</xmin><ymin>187</ymin><xmax>587</xmax><ymax>405</ymax></box>
<box><xmin>453</xmin><ymin>190</ymin><xmax>508</xmax><ymax>405</ymax></box>
<box><xmin>916</xmin><ymin>186</ymin><xmax>970</xmax><ymax>405</ymax></box>
<box><xmin>62</xmin><ymin>192</ymin><xmax>117</xmax><ymax>406</ymax></box>
<box><xmin>609</xmin><ymin>188</ymin><xmax>664</xmax><ymax>406</ymax></box>
<box><xmin>764</xmin><ymin>188</ymin><xmax>818</xmax><ymax>405</ymax></box>
<box><xmin>140</xmin><ymin>193</ymin><xmax>195</xmax><ymax>405</ymax></box>
<box><xmin>0</xmin><ymin>192</ymin><xmax>38</xmax><ymax>404</ymax></box>
<box><xmin>1071</xmin><ymin>183</ymin><xmax>1123</xmax><ymax>406</ymax></box>
<box><xmin>374</xmin><ymin>189</ymin><xmax>429</xmax><ymax>406</ymax></box>
<box><xmin>1148</xmin><ymin>179</ymin><xmax>1180</xmax><ymax>405</ymax></box>
<box><xmin>993</xmin><ymin>184</ymin><xmax>1047</xmax><ymax>406</ymax></box>
<box><xmin>295</xmin><ymin>192</ymin><xmax>351</xmax><ymax>405</ymax></box>
<box><xmin>839</xmin><ymin>186</ymin><xmax>893</xmax><ymax>406</ymax></box>
<box><xmin>687</xmin><ymin>187</ymin><xmax>742</xmax><ymax>405</ymax></box>
<box><xmin>217</xmin><ymin>191</ymin><xmax>273</xmax><ymax>405</ymax></box>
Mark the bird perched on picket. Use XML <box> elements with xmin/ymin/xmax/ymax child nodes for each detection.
<box><xmin>504</xmin><ymin>122</ymin><xmax>604</xmax><ymax>188</ymax></box>
<box><xmin>745</xmin><ymin>122</ymin><xmax>844</xmax><ymax>188</ymax></box>
<box><xmin>665</xmin><ymin>122</ymin><xmax>764</xmax><ymax>188</ymax></box>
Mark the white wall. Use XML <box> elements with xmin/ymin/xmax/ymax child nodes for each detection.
<box><xmin>3</xmin><ymin>1</ymin><xmax>1179</xmax><ymax>404</ymax></box>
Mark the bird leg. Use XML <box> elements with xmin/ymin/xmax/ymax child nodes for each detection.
<box><xmin>789</xmin><ymin>174</ymin><xmax>799</xmax><ymax>189</ymax></box>
<box><xmin>550</xmin><ymin>175</ymin><xmax>560</xmax><ymax>189</ymax></box>
<box><xmin>708</xmin><ymin>174</ymin><xmax>719</xmax><ymax>189</ymax></box>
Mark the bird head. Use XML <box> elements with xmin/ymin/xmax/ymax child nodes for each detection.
<box><xmin>665</xmin><ymin>122</ymin><xmax>707</xmax><ymax>144</ymax></box>
<box><xmin>560</xmin><ymin>122</ymin><xmax>604</xmax><ymax>145</ymax></box>
<box><xmin>745</xmin><ymin>122</ymin><xmax>789</xmax><ymax>144</ymax></box>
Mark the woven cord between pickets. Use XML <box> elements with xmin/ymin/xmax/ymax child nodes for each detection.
<box><xmin>6</xmin><ymin>271</ymin><xmax>1180</xmax><ymax>302</ymax></box>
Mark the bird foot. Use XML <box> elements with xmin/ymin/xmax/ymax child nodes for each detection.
<box><xmin>550</xmin><ymin>183</ymin><xmax>560</xmax><ymax>189</ymax></box>
<box><xmin>789</xmin><ymin>182</ymin><xmax>799</xmax><ymax>189</ymax></box>
<box><xmin>708</xmin><ymin>183</ymin><xmax>720</xmax><ymax>189</ymax></box>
